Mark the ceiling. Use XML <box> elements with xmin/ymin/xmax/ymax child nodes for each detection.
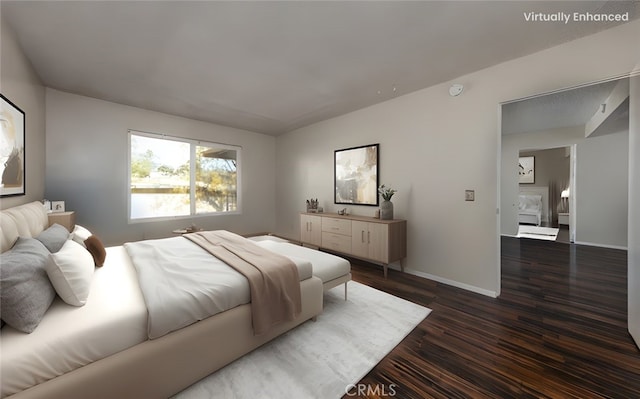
<box><xmin>501</xmin><ymin>79</ymin><xmax>624</xmax><ymax>135</ymax></box>
<box><xmin>3</xmin><ymin>1</ymin><xmax>639</xmax><ymax>136</ymax></box>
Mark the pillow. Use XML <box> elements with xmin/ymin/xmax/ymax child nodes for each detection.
<box><xmin>518</xmin><ymin>196</ymin><xmax>527</xmax><ymax>210</ymax></box>
<box><xmin>519</xmin><ymin>195</ymin><xmax>541</xmax><ymax>211</ymax></box>
<box><xmin>84</xmin><ymin>235</ymin><xmax>107</xmax><ymax>267</ymax></box>
<box><xmin>0</xmin><ymin>238</ymin><xmax>56</xmax><ymax>333</ymax></box>
<box><xmin>46</xmin><ymin>239</ymin><xmax>95</xmax><ymax>306</ymax></box>
<box><xmin>35</xmin><ymin>223</ymin><xmax>69</xmax><ymax>253</ymax></box>
<box><xmin>71</xmin><ymin>225</ymin><xmax>92</xmax><ymax>248</ymax></box>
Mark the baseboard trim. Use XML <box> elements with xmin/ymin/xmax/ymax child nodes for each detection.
<box><xmin>403</xmin><ymin>268</ymin><xmax>498</xmax><ymax>298</ymax></box>
<box><xmin>573</xmin><ymin>241</ymin><xmax>628</xmax><ymax>251</ymax></box>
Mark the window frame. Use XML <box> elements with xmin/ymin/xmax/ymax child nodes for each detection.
<box><xmin>127</xmin><ymin>130</ymin><xmax>242</xmax><ymax>223</ymax></box>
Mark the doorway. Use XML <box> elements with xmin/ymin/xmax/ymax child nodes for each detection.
<box><xmin>500</xmin><ymin>78</ymin><xmax>629</xmax><ymax>248</ymax></box>
<box><xmin>518</xmin><ymin>146</ymin><xmax>572</xmax><ymax>243</ymax></box>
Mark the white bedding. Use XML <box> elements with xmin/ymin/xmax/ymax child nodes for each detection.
<box><xmin>518</xmin><ymin>194</ymin><xmax>542</xmax><ymax>226</ymax></box>
<box><xmin>0</xmin><ymin>247</ymin><xmax>148</xmax><ymax>398</ymax></box>
<box><xmin>1</xmin><ymin>236</ymin><xmax>316</xmax><ymax>397</ymax></box>
<box><xmin>125</xmin><ymin>236</ymin><xmax>250</xmax><ymax>340</ymax></box>
<box><xmin>124</xmin><ymin>236</ymin><xmax>312</xmax><ymax>339</ymax></box>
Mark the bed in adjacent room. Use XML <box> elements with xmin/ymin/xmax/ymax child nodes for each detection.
<box><xmin>0</xmin><ymin>201</ymin><xmax>352</xmax><ymax>399</ymax></box>
<box><xmin>518</xmin><ymin>193</ymin><xmax>543</xmax><ymax>226</ymax></box>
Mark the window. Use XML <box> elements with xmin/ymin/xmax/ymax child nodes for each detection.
<box><xmin>128</xmin><ymin>130</ymin><xmax>240</xmax><ymax>221</ymax></box>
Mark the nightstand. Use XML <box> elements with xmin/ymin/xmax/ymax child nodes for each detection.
<box><xmin>48</xmin><ymin>211</ymin><xmax>76</xmax><ymax>232</ymax></box>
<box><xmin>558</xmin><ymin>212</ymin><xmax>570</xmax><ymax>227</ymax></box>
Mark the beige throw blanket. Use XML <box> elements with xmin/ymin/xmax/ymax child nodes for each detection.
<box><xmin>184</xmin><ymin>230</ymin><xmax>301</xmax><ymax>335</ymax></box>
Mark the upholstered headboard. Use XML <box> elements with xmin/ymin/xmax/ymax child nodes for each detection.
<box><xmin>519</xmin><ymin>186</ymin><xmax>550</xmax><ymax>224</ymax></box>
<box><xmin>0</xmin><ymin>201</ymin><xmax>49</xmax><ymax>253</ymax></box>
<box><xmin>518</xmin><ymin>194</ymin><xmax>542</xmax><ymax>211</ymax></box>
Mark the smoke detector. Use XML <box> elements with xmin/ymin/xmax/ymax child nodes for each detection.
<box><xmin>449</xmin><ymin>84</ymin><xmax>464</xmax><ymax>97</ymax></box>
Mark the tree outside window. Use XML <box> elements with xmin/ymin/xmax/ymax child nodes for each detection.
<box><xmin>129</xmin><ymin>131</ymin><xmax>240</xmax><ymax>221</ymax></box>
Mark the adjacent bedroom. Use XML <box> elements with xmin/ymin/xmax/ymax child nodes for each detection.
<box><xmin>516</xmin><ymin>148</ymin><xmax>569</xmax><ymax>242</ymax></box>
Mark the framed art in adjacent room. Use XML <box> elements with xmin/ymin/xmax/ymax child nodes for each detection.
<box><xmin>519</xmin><ymin>156</ymin><xmax>535</xmax><ymax>184</ymax></box>
<box><xmin>0</xmin><ymin>93</ymin><xmax>26</xmax><ymax>197</ymax></box>
<box><xmin>334</xmin><ymin>143</ymin><xmax>379</xmax><ymax>206</ymax></box>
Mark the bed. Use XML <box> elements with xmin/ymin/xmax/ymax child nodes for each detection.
<box><xmin>0</xmin><ymin>201</ymin><xmax>329</xmax><ymax>399</ymax></box>
<box><xmin>518</xmin><ymin>194</ymin><xmax>542</xmax><ymax>226</ymax></box>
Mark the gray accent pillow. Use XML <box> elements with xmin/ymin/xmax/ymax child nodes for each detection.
<box><xmin>35</xmin><ymin>223</ymin><xmax>69</xmax><ymax>253</ymax></box>
<box><xmin>0</xmin><ymin>237</ymin><xmax>56</xmax><ymax>333</ymax></box>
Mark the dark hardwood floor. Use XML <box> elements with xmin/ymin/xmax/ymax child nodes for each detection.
<box><xmin>344</xmin><ymin>237</ymin><xmax>640</xmax><ymax>398</ymax></box>
<box><xmin>556</xmin><ymin>225</ymin><xmax>570</xmax><ymax>244</ymax></box>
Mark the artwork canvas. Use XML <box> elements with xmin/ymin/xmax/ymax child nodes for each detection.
<box><xmin>0</xmin><ymin>94</ymin><xmax>25</xmax><ymax>197</ymax></box>
<box><xmin>519</xmin><ymin>156</ymin><xmax>535</xmax><ymax>184</ymax></box>
<box><xmin>335</xmin><ymin>144</ymin><xmax>379</xmax><ymax>206</ymax></box>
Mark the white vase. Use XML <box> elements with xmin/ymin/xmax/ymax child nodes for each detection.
<box><xmin>380</xmin><ymin>200</ymin><xmax>394</xmax><ymax>220</ymax></box>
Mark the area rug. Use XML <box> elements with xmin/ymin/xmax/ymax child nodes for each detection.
<box><xmin>517</xmin><ymin>225</ymin><xmax>560</xmax><ymax>241</ymax></box>
<box><xmin>173</xmin><ymin>282</ymin><xmax>431</xmax><ymax>399</ymax></box>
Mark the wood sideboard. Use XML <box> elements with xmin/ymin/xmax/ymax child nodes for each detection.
<box><xmin>300</xmin><ymin>212</ymin><xmax>406</xmax><ymax>278</ymax></box>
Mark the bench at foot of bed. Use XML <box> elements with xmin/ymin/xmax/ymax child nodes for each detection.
<box><xmin>249</xmin><ymin>236</ymin><xmax>352</xmax><ymax>300</ymax></box>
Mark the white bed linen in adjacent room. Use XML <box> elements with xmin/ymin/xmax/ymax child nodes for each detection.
<box><xmin>518</xmin><ymin>194</ymin><xmax>543</xmax><ymax>226</ymax></box>
<box><xmin>0</xmin><ymin>246</ymin><xmax>148</xmax><ymax>398</ymax></box>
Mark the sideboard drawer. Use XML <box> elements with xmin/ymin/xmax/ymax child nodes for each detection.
<box><xmin>321</xmin><ymin>217</ymin><xmax>351</xmax><ymax>236</ymax></box>
<box><xmin>321</xmin><ymin>232</ymin><xmax>352</xmax><ymax>253</ymax></box>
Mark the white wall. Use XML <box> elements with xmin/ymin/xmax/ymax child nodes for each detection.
<box><xmin>0</xmin><ymin>16</ymin><xmax>46</xmax><ymax>209</ymax></box>
<box><xmin>276</xmin><ymin>20</ymin><xmax>640</xmax><ymax>297</ymax></box>
<box><xmin>45</xmin><ymin>89</ymin><xmax>277</xmax><ymax>246</ymax></box>
<box><xmin>629</xmin><ymin>71</ymin><xmax>640</xmax><ymax>348</ymax></box>
<box><xmin>575</xmin><ymin>130</ymin><xmax>628</xmax><ymax>248</ymax></box>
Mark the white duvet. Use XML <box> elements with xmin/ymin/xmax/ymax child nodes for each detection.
<box><xmin>124</xmin><ymin>236</ymin><xmax>313</xmax><ymax>340</ymax></box>
<box><xmin>124</xmin><ymin>237</ymin><xmax>250</xmax><ymax>339</ymax></box>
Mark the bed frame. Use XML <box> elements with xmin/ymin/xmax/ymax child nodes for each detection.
<box><xmin>1</xmin><ymin>202</ymin><xmax>324</xmax><ymax>399</ymax></box>
<box><xmin>518</xmin><ymin>186</ymin><xmax>550</xmax><ymax>226</ymax></box>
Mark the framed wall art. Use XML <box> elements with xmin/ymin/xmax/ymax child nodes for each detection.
<box><xmin>334</xmin><ymin>143</ymin><xmax>379</xmax><ymax>206</ymax></box>
<box><xmin>519</xmin><ymin>156</ymin><xmax>535</xmax><ymax>184</ymax></box>
<box><xmin>0</xmin><ymin>94</ymin><xmax>26</xmax><ymax>197</ymax></box>
<box><xmin>51</xmin><ymin>201</ymin><xmax>66</xmax><ymax>213</ymax></box>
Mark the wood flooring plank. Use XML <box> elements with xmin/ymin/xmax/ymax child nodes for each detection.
<box><xmin>341</xmin><ymin>237</ymin><xmax>640</xmax><ymax>398</ymax></box>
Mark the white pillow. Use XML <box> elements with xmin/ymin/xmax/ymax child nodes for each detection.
<box><xmin>46</xmin><ymin>239</ymin><xmax>94</xmax><ymax>306</ymax></box>
<box><xmin>71</xmin><ymin>225</ymin><xmax>92</xmax><ymax>248</ymax></box>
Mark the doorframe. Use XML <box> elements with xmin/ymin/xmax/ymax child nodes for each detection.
<box><xmin>496</xmin><ymin>73</ymin><xmax>631</xmax><ymax>295</ymax></box>
<box><xmin>569</xmin><ymin>144</ymin><xmax>577</xmax><ymax>243</ymax></box>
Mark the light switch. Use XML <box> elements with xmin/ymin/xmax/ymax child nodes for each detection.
<box><xmin>465</xmin><ymin>190</ymin><xmax>475</xmax><ymax>201</ymax></box>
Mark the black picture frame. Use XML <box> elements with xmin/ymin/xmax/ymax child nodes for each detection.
<box><xmin>0</xmin><ymin>93</ymin><xmax>26</xmax><ymax>197</ymax></box>
<box><xmin>334</xmin><ymin>143</ymin><xmax>379</xmax><ymax>206</ymax></box>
